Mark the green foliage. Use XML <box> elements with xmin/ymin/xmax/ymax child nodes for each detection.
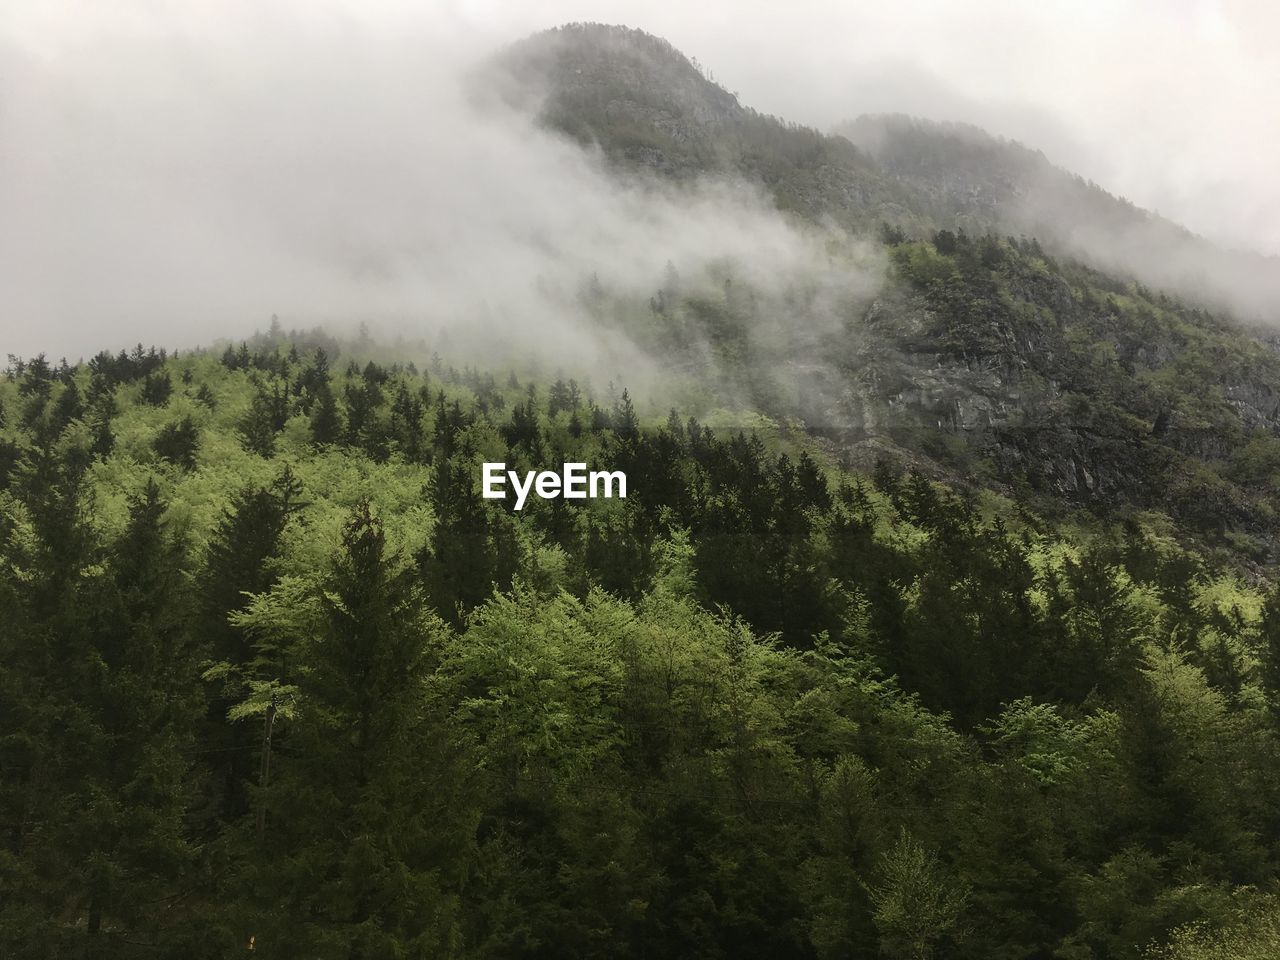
<box><xmin>1149</xmin><ymin>895</ymin><xmax>1280</xmax><ymax>960</ymax></box>
<box><xmin>4</xmin><ymin>331</ymin><xmax>1280</xmax><ymax>958</ymax></box>
<box><xmin>152</xmin><ymin>415</ymin><xmax>200</xmax><ymax>470</ymax></box>
<box><xmin>9</xmin><ymin>27</ymin><xmax>1280</xmax><ymax>953</ymax></box>
<box><xmin>865</xmin><ymin>828</ymin><xmax>969</xmax><ymax>960</ymax></box>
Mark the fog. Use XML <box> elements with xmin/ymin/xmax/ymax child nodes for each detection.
<box><xmin>469</xmin><ymin>0</ymin><xmax>1280</xmax><ymax>260</ymax></box>
<box><xmin>4</xmin><ymin>0</ymin><xmax>1278</xmax><ymax>361</ymax></box>
<box><xmin>2</xmin><ymin>3</ymin><xmax>871</xmax><ymax>373</ymax></box>
<box><xmin>3</xmin><ymin>1</ymin><xmax>884</xmax><ymax>372</ymax></box>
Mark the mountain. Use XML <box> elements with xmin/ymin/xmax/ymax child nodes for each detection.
<box><xmin>490</xmin><ymin>24</ymin><xmax>1280</xmax><ymax>322</ymax></box>
<box><xmin>11</xmin><ymin>22</ymin><xmax>1280</xmax><ymax>958</ymax></box>
<box><xmin>485</xmin><ymin>23</ymin><xmax>1280</xmax><ymax>559</ymax></box>
<box><xmin>485</xmin><ymin>24</ymin><xmax>911</xmax><ymax>223</ymax></box>
<box><xmin>841</xmin><ymin>113</ymin><xmax>1280</xmax><ymax>320</ymax></box>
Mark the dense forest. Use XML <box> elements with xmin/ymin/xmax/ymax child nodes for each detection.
<box><xmin>492</xmin><ymin>24</ymin><xmax>1280</xmax><ymax>561</ymax></box>
<box><xmin>5</xmin><ymin>310</ymin><xmax>1280</xmax><ymax>958</ymax></box>
<box><xmin>8</xmin><ymin>18</ymin><xmax>1280</xmax><ymax>960</ymax></box>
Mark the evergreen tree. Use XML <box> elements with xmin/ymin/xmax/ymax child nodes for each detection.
<box><xmin>251</xmin><ymin>502</ymin><xmax>468</xmax><ymax>956</ymax></box>
<box><xmin>153</xmin><ymin>416</ymin><xmax>201</xmax><ymax>470</ymax></box>
<box><xmin>309</xmin><ymin>380</ymin><xmax>343</xmax><ymax>447</ymax></box>
<box><xmin>198</xmin><ymin>468</ymin><xmax>305</xmax><ymax>822</ymax></box>
<box><xmin>140</xmin><ymin>371</ymin><xmax>173</xmax><ymax>406</ymax></box>
<box><xmin>1</xmin><ymin>480</ymin><xmax>205</xmax><ymax>955</ymax></box>
<box><xmin>420</xmin><ymin>458</ymin><xmax>518</xmax><ymax>626</ymax></box>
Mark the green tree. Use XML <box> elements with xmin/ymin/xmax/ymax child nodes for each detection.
<box><xmin>309</xmin><ymin>380</ymin><xmax>343</xmax><ymax>447</ymax></box>
<box><xmin>250</xmin><ymin>501</ymin><xmax>469</xmax><ymax>957</ymax></box>
<box><xmin>865</xmin><ymin>829</ymin><xmax>968</xmax><ymax>960</ymax></box>
<box><xmin>420</xmin><ymin>458</ymin><xmax>519</xmax><ymax>626</ymax></box>
<box><xmin>153</xmin><ymin>416</ymin><xmax>200</xmax><ymax>470</ymax></box>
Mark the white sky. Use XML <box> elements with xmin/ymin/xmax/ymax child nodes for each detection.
<box><xmin>4</xmin><ymin>0</ymin><xmax>1278</xmax><ymax>357</ymax></box>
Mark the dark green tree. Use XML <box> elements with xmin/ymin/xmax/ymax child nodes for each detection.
<box><xmin>153</xmin><ymin>416</ymin><xmax>201</xmax><ymax>470</ymax></box>
<box><xmin>251</xmin><ymin>502</ymin><xmax>469</xmax><ymax>956</ymax></box>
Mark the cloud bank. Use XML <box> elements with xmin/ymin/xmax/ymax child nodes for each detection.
<box><xmin>1</xmin><ymin>1</ymin><xmax>864</xmax><ymax>370</ymax></box>
<box><xmin>4</xmin><ymin>0</ymin><xmax>1277</xmax><ymax>362</ymax></box>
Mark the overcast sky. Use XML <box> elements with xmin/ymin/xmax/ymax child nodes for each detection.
<box><xmin>4</xmin><ymin>0</ymin><xmax>1278</xmax><ymax>357</ymax></box>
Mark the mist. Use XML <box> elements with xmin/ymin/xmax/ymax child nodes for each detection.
<box><xmin>453</xmin><ymin>0</ymin><xmax>1280</xmax><ymax>261</ymax></box>
<box><xmin>1</xmin><ymin>1</ymin><xmax>873</xmax><ymax>376</ymax></box>
<box><xmin>4</xmin><ymin>0</ymin><xmax>1278</xmax><ymax>366</ymax></box>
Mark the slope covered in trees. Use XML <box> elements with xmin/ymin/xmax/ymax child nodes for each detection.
<box><xmin>4</xmin><ymin>332</ymin><xmax>1280</xmax><ymax>957</ymax></box>
<box><xmin>7</xmin><ymin>19</ymin><xmax>1280</xmax><ymax>960</ymax></box>
<box><xmin>484</xmin><ymin>24</ymin><xmax>1280</xmax><ymax>561</ymax></box>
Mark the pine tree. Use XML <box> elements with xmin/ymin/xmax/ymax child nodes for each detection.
<box><xmin>251</xmin><ymin>501</ymin><xmax>467</xmax><ymax>955</ymax></box>
<box><xmin>615</xmin><ymin>388</ymin><xmax>639</xmax><ymax>441</ymax></box>
<box><xmin>153</xmin><ymin>416</ymin><xmax>201</xmax><ymax>470</ymax></box>
<box><xmin>0</xmin><ymin>426</ymin><xmax>100</xmax><ymax>953</ymax></box>
<box><xmin>50</xmin><ymin>377</ymin><xmax>84</xmax><ymax>431</ymax></box>
<box><xmin>1</xmin><ymin>479</ymin><xmax>205</xmax><ymax>954</ymax></box>
<box><xmin>420</xmin><ymin>458</ymin><xmax>518</xmax><ymax>626</ymax></box>
<box><xmin>198</xmin><ymin>468</ymin><xmax>305</xmax><ymax>822</ymax></box>
<box><xmin>309</xmin><ymin>380</ymin><xmax>342</xmax><ymax>447</ymax></box>
<box><xmin>238</xmin><ymin>380</ymin><xmax>290</xmax><ymax>458</ymax></box>
<box><xmin>140</xmin><ymin>370</ymin><xmax>173</xmax><ymax>406</ymax></box>
<box><xmin>1258</xmin><ymin>585</ymin><xmax>1280</xmax><ymax>715</ymax></box>
<box><xmin>73</xmin><ymin>479</ymin><xmax>204</xmax><ymax>949</ymax></box>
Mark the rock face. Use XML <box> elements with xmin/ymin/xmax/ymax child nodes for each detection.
<box><xmin>487</xmin><ymin>23</ymin><xmax>1280</xmax><ymax>550</ymax></box>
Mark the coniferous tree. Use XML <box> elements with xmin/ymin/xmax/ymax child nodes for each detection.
<box><xmin>238</xmin><ymin>380</ymin><xmax>290</xmax><ymax>458</ymax></box>
<box><xmin>140</xmin><ymin>370</ymin><xmax>173</xmax><ymax>406</ymax></box>
<box><xmin>50</xmin><ymin>378</ymin><xmax>83</xmax><ymax>431</ymax></box>
<box><xmin>198</xmin><ymin>468</ymin><xmax>305</xmax><ymax>821</ymax></box>
<box><xmin>69</xmin><ymin>480</ymin><xmax>203</xmax><ymax>951</ymax></box>
<box><xmin>420</xmin><ymin>458</ymin><xmax>518</xmax><ymax>626</ymax></box>
<box><xmin>153</xmin><ymin>416</ymin><xmax>201</xmax><ymax>470</ymax></box>
<box><xmin>308</xmin><ymin>380</ymin><xmax>342</xmax><ymax>447</ymax></box>
<box><xmin>1259</xmin><ymin>586</ymin><xmax>1280</xmax><ymax>708</ymax></box>
<box><xmin>0</xmin><ymin>429</ymin><xmax>99</xmax><ymax>954</ymax></box>
<box><xmin>252</xmin><ymin>501</ymin><xmax>468</xmax><ymax>955</ymax></box>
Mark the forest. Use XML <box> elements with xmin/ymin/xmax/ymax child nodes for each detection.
<box><xmin>5</xmin><ymin>299</ymin><xmax>1280</xmax><ymax>958</ymax></box>
<box><xmin>8</xmin><ymin>18</ymin><xmax>1280</xmax><ymax>960</ymax></box>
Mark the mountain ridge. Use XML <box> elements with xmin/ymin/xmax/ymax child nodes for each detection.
<box><xmin>476</xmin><ymin>23</ymin><xmax>1280</xmax><ymax>559</ymax></box>
<box><xmin>488</xmin><ymin>22</ymin><xmax>1280</xmax><ymax>322</ymax></box>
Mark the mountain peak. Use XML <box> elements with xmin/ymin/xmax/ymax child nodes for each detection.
<box><xmin>489</xmin><ymin>24</ymin><xmax>1280</xmax><ymax>321</ymax></box>
<box><xmin>485</xmin><ymin>23</ymin><xmax>745</xmax><ymax>174</ymax></box>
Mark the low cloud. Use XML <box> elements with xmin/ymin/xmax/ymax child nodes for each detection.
<box><xmin>6</xmin><ymin>0</ymin><xmax>1274</xmax><ymax>376</ymax></box>
<box><xmin>1</xmin><ymin>1</ymin><xmax>879</xmax><ymax>395</ymax></box>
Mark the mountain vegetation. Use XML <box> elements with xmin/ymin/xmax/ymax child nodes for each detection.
<box><xmin>6</xmin><ymin>20</ymin><xmax>1280</xmax><ymax>959</ymax></box>
<box><xmin>491</xmin><ymin>23</ymin><xmax>1280</xmax><ymax>318</ymax></box>
<box><xmin>491</xmin><ymin>23</ymin><xmax>1280</xmax><ymax>561</ymax></box>
<box><xmin>4</xmin><ymin>328</ymin><xmax>1280</xmax><ymax>957</ymax></box>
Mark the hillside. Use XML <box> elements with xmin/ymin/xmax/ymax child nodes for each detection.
<box><xmin>486</xmin><ymin>25</ymin><xmax>1280</xmax><ymax>561</ymax></box>
<box><xmin>8</xmin><ymin>20</ymin><xmax>1280</xmax><ymax>960</ymax></box>
<box><xmin>490</xmin><ymin>24</ymin><xmax>1280</xmax><ymax>321</ymax></box>
<box><xmin>840</xmin><ymin>113</ymin><xmax>1280</xmax><ymax>319</ymax></box>
<box><xmin>5</xmin><ymin>334</ymin><xmax>1280</xmax><ymax>957</ymax></box>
